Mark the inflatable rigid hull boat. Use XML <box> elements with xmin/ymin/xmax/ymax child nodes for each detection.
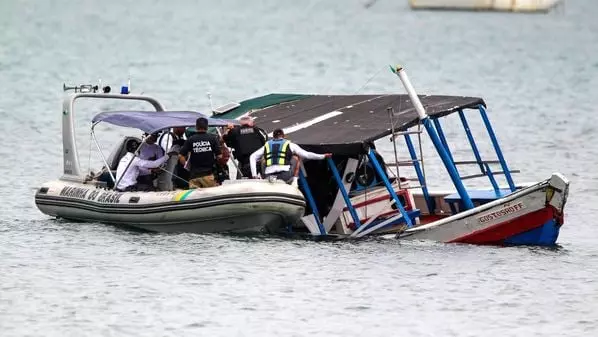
<box><xmin>34</xmin><ymin>87</ymin><xmax>305</xmax><ymax>233</ymax></box>
<box><xmin>35</xmin><ymin>178</ymin><xmax>305</xmax><ymax>233</ymax></box>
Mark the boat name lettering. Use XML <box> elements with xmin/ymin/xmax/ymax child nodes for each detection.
<box><xmin>478</xmin><ymin>202</ymin><xmax>525</xmax><ymax>224</ymax></box>
<box><xmin>87</xmin><ymin>190</ymin><xmax>101</xmax><ymax>200</ymax></box>
<box><xmin>60</xmin><ymin>186</ymin><xmax>89</xmax><ymax>199</ymax></box>
<box><xmin>86</xmin><ymin>190</ymin><xmax>122</xmax><ymax>203</ymax></box>
<box><xmin>94</xmin><ymin>191</ymin><xmax>123</xmax><ymax>203</ymax></box>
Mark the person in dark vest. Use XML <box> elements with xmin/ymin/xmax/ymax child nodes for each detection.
<box><xmin>249</xmin><ymin>128</ymin><xmax>331</xmax><ymax>184</ymax></box>
<box><xmin>178</xmin><ymin>118</ymin><xmax>222</xmax><ymax>188</ymax></box>
<box><xmin>223</xmin><ymin>116</ymin><xmax>268</xmax><ymax>178</ymax></box>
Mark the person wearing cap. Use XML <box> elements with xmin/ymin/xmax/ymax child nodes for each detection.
<box><xmin>249</xmin><ymin>128</ymin><xmax>332</xmax><ymax>184</ymax></box>
<box><xmin>223</xmin><ymin>116</ymin><xmax>268</xmax><ymax>178</ymax></box>
<box><xmin>115</xmin><ymin>139</ymin><xmax>178</xmax><ymax>192</ymax></box>
<box><xmin>179</xmin><ymin>117</ymin><xmax>222</xmax><ymax>188</ymax></box>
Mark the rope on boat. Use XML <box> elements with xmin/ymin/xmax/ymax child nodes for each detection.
<box><xmin>352</xmin><ymin>65</ymin><xmax>386</xmax><ymax>95</ymax></box>
<box><xmin>158</xmin><ymin>166</ymin><xmax>190</xmax><ymax>185</ymax></box>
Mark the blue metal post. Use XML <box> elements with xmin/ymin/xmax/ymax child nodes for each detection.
<box><xmin>432</xmin><ymin>118</ymin><xmax>455</xmax><ymax>163</ymax></box>
<box><xmin>404</xmin><ymin>134</ymin><xmax>435</xmax><ymax>214</ymax></box>
<box><xmin>326</xmin><ymin>157</ymin><xmax>361</xmax><ymax>230</ymax></box>
<box><xmin>483</xmin><ymin>163</ymin><xmax>501</xmax><ymax>196</ymax></box>
<box><xmin>422</xmin><ymin>118</ymin><xmax>474</xmax><ymax>210</ymax></box>
<box><xmin>298</xmin><ymin>169</ymin><xmax>326</xmax><ymax>235</ymax></box>
<box><xmin>367</xmin><ymin>150</ymin><xmax>413</xmax><ymax>227</ymax></box>
<box><xmin>458</xmin><ymin>109</ymin><xmax>484</xmax><ymax>174</ymax></box>
<box><xmin>478</xmin><ymin>105</ymin><xmax>516</xmax><ymax>192</ymax></box>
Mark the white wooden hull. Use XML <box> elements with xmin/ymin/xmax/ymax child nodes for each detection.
<box><xmin>398</xmin><ymin>173</ymin><xmax>568</xmax><ymax>245</ymax></box>
<box><xmin>35</xmin><ymin>179</ymin><xmax>306</xmax><ymax>234</ymax></box>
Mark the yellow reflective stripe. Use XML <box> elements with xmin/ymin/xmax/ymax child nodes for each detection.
<box><xmin>278</xmin><ymin>141</ymin><xmax>290</xmax><ymax>165</ymax></box>
<box><xmin>265</xmin><ymin>142</ymin><xmax>272</xmax><ymax>166</ymax></box>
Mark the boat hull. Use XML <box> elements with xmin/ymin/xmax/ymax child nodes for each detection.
<box><xmin>408</xmin><ymin>0</ymin><xmax>562</xmax><ymax>12</ymax></box>
<box><xmin>399</xmin><ymin>173</ymin><xmax>569</xmax><ymax>246</ymax></box>
<box><xmin>35</xmin><ymin>179</ymin><xmax>306</xmax><ymax>234</ymax></box>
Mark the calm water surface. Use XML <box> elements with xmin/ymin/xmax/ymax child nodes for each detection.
<box><xmin>1</xmin><ymin>0</ymin><xmax>597</xmax><ymax>336</ymax></box>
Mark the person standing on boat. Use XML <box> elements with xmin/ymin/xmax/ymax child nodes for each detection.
<box><xmin>223</xmin><ymin>116</ymin><xmax>268</xmax><ymax>178</ymax></box>
<box><xmin>249</xmin><ymin>128</ymin><xmax>332</xmax><ymax>184</ymax></box>
<box><xmin>178</xmin><ymin>117</ymin><xmax>222</xmax><ymax>188</ymax></box>
<box><xmin>115</xmin><ymin>139</ymin><xmax>177</xmax><ymax>192</ymax></box>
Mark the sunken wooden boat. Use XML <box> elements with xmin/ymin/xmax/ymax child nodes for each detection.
<box><xmin>210</xmin><ymin>66</ymin><xmax>569</xmax><ymax>246</ymax></box>
<box><xmin>34</xmin><ymin>87</ymin><xmax>305</xmax><ymax>233</ymax></box>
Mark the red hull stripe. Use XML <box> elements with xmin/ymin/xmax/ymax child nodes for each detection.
<box><xmin>448</xmin><ymin>207</ymin><xmax>554</xmax><ymax>245</ymax></box>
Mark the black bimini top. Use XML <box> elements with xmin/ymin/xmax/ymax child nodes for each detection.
<box><xmin>231</xmin><ymin>94</ymin><xmax>486</xmax><ymax>155</ymax></box>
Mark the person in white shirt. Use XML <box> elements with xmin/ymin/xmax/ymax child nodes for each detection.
<box><xmin>115</xmin><ymin>139</ymin><xmax>177</xmax><ymax>192</ymax></box>
<box><xmin>249</xmin><ymin>128</ymin><xmax>331</xmax><ymax>184</ymax></box>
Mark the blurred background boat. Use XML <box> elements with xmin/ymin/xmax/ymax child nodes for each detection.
<box><xmin>408</xmin><ymin>0</ymin><xmax>563</xmax><ymax>12</ymax></box>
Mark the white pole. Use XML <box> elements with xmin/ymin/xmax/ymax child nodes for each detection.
<box><xmin>207</xmin><ymin>92</ymin><xmax>214</xmax><ymax>115</ymax></box>
<box><xmin>392</xmin><ymin>66</ymin><xmax>428</xmax><ymax>120</ymax></box>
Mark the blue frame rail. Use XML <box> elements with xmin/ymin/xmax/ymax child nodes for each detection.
<box><xmin>458</xmin><ymin>109</ymin><xmax>485</xmax><ymax>174</ymax></box>
<box><xmin>478</xmin><ymin>105</ymin><xmax>516</xmax><ymax>192</ymax></box>
<box><xmin>326</xmin><ymin>157</ymin><xmax>362</xmax><ymax>230</ymax></box>
<box><xmin>423</xmin><ymin>118</ymin><xmax>475</xmax><ymax>210</ymax></box>
<box><xmin>367</xmin><ymin>149</ymin><xmax>414</xmax><ymax>228</ymax></box>
<box><xmin>432</xmin><ymin>118</ymin><xmax>455</xmax><ymax>164</ymax></box>
<box><xmin>483</xmin><ymin>163</ymin><xmax>501</xmax><ymax>196</ymax></box>
<box><xmin>298</xmin><ymin>168</ymin><xmax>326</xmax><ymax>235</ymax></box>
<box><xmin>404</xmin><ymin>133</ymin><xmax>435</xmax><ymax>214</ymax></box>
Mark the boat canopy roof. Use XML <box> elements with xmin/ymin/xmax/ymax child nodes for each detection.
<box><xmin>91</xmin><ymin>110</ymin><xmax>239</xmax><ymax>134</ymax></box>
<box><xmin>233</xmin><ymin>94</ymin><xmax>485</xmax><ymax>155</ymax></box>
